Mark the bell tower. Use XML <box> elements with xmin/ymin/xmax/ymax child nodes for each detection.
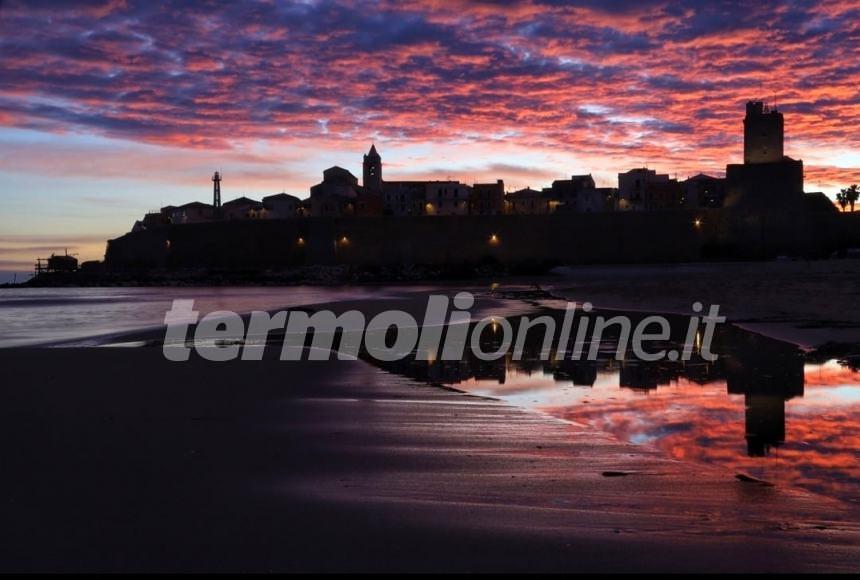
<box><xmin>363</xmin><ymin>144</ymin><xmax>382</xmax><ymax>191</ymax></box>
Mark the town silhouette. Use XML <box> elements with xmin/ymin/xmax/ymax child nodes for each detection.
<box><xmin>28</xmin><ymin>101</ymin><xmax>860</xmax><ymax>284</ymax></box>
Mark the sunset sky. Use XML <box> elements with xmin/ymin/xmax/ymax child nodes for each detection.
<box><xmin>1</xmin><ymin>0</ymin><xmax>859</xmax><ymax>272</ymax></box>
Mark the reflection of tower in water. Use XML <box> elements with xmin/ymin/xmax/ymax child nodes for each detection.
<box><xmin>721</xmin><ymin>329</ymin><xmax>804</xmax><ymax>457</ymax></box>
<box><xmin>744</xmin><ymin>395</ymin><xmax>786</xmax><ymax>457</ymax></box>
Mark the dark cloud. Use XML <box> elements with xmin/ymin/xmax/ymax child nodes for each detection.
<box><xmin>0</xmin><ymin>0</ymin><xmax>857</xmax><ymax>172</ymax></box>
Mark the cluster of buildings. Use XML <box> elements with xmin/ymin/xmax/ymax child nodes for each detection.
<box><xmin>132</xmin><ymin>101</ymin><xmax>815</xmax><ymax>231</ymax></box>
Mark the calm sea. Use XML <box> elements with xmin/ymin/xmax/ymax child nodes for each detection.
<box><xmin>0</xmin><ymin>286</ymin><xmax>401</xmax><ymax>347</ymax></box>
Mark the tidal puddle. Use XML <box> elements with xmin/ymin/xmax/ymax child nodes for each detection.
<box><xmin>368</xmin><ymin>308</ymin><xmax>860</xmax><ymax>504</ymax></box>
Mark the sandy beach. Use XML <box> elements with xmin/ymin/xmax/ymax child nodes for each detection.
<box><xmin>1</xmin><ymin>282</ymin><xmax>859</xmax><ymax>572</ymax></box>
<box><xmin>0</xmin><ymin>272</ymin><xmax>860</xmax><ymax>572</ymax></box>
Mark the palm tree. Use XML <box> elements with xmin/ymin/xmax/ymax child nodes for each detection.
<box><xmin>836</xmin><ymin>191</ymin><xmax>849</xmax><ymax>212</ymax></box>
<box><xmin>840</xmin><ymin>184</ymin><xmax>859</xmax><ymax>212</ymax></box>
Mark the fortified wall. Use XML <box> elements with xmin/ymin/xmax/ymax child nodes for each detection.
<box><xmin>104</xmin><ymin>207</ymin><xmax>846</xmax><ymax>271</ymax></box>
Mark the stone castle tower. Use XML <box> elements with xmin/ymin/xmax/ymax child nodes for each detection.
<box><xmin>725</xmin><ymin>100</ymin><xmax>803</xmax><ymax>210</ymax></box>
<box><xmin>363</xmin><ymin>144</ymin><xmax>382</xmax><ymax>191</ymax></box>
<box><xmin>743</xmin><ymin>101</ymin><xmax>784</xmax><ymax>164</ymax></box>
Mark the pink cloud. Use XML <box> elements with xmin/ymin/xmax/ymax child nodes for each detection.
<box><xmin>0</xmin><ymin>0</ymin><xmax>857</xmax><ymax>198</ymax></box>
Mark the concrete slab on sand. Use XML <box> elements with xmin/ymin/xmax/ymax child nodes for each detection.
<box><xmin>548</xmin><ymin>260</ymin><xmax>860</xmax><ymax>349</ymax></box>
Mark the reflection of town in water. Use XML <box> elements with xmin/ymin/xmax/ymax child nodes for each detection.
<box><xmin>369</xmin><ymin>310</ymin><xmax>860</xmax><ymax>504</ymax></box>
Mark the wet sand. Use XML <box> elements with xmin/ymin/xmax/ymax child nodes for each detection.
<box><xmin>1</xmin><ymin>343</ymin><xmax>859</xmax><ymax>572</ymax></box>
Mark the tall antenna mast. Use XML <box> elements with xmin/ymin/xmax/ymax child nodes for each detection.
<box><xmin>212</xmin><ymin>170</ymin><xmax>222</xmax><ymax>209</ymax></box>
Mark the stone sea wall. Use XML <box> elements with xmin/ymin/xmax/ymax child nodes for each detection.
<box><xmin>104</xmin><ymin>208</ymin><xmax>849</xmax><ymax>271</ymax></box>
